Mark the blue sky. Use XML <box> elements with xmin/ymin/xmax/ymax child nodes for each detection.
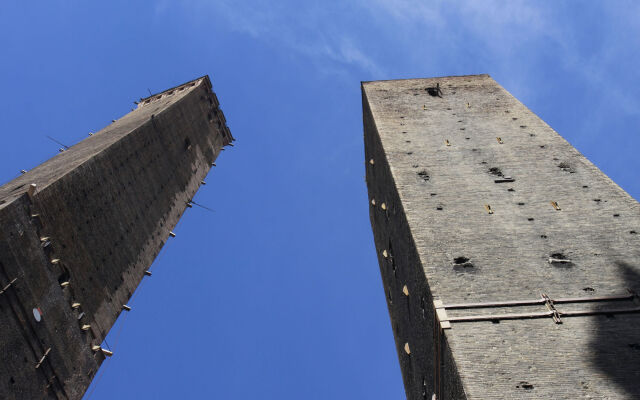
<box><xmin>1</xmin><ymin>2</ymin><xmax>638</xmax><ymax>399</ymax></box>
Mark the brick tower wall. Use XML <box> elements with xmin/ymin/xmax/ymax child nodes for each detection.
<box><xmin>0</xmin><ymin>76</ymin><xmax>232</xmax><ymax>399</ymax></box>
<box><xmin>363</xmin><ymin>75</ymin><xmax>640</xmax><ymax>399</ymax></box>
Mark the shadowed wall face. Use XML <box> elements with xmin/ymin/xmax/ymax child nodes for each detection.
<box><xmin>363</xmin><ymin>75</ymin><xmax>640</xmax><ymax>399</ymax></box>
<box><xmin>0</xmin><ymin>77</ymin><xmax>232</xmax><ymax>399</ymax></box>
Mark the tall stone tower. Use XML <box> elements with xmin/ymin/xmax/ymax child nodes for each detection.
<box><xmin>362</xmin><ymin>75</ymin><xmax>640</xmax><ymax>399</ymax></box>
<box><xmin>0</xmin><ymin>76</ymin><xmax>233</xmax><ymax>399</ymax></box>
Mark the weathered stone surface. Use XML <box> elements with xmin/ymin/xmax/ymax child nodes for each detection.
<box><xmin>0</xmin><ymin>76</ymin><xmax>232</xmax><ymax>399</ymax></box>
<box><xmin>363</xmin><ymin>75</ymin><xmax>640</xmax><ymax>399</ymax></box>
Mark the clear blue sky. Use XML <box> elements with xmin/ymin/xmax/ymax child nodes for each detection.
<box><xmin>1</xmin><ymin>2</ymin><xmax>638</xmax><ymax>399</ymax></box>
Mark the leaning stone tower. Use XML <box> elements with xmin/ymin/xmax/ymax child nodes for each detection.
<box><xmin>363</xmin><ymin>75</ymin><xmax>640</xmax><ymax>399</ymax></box>
<box><xmin>0</xmin><ymin>76</ymin><xmax>232</xmax><ymax>399</ymax></box>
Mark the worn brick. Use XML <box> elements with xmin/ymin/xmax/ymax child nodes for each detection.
<box><xmin>0</xmin><ymin>76</ymin><xmax>233</xmax><ymax>399</ymax></box>
<box><xmin>363</xmin><ymin>75</ymin><xmax>640</xmax><ymax>399</ymax></box>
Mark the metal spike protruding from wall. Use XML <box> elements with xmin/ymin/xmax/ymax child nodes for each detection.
<box><xmin>101</xmin><ymin>348</ymin><xmax>113</xmax><ymax>357</ymax></box>
<box><xmin>92</xmin><ymin>346</ymin><xmax>113</xmax><ymax>357</ymax></box>
<box><xmin>0</xmin><ymin>278</ymin><xmax>17</xmax><ymax>295</ymax></box>
<box><xmin>35</xmin><ymin>348</ymin><xmax>51</xmax><ymax>369</ymax></box>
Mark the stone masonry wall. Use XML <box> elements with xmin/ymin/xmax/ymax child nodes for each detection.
<box><xmin>0</xmin><ymin>76</ymin><xmax>233</xmax><ymax>399</ymax></box>
<box><xmin>363</xmin><ymin>75</ymin><xmax>640</xmax><ymax>399</ymax></box>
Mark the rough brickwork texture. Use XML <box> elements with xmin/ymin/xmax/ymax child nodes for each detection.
<box><xmin>362</xmin><ymin>75</ymin><xmax>640</xmax><ymax>399</ymax></box>
<box><xmin>0</xmin><ymin>76</ymin><xmax>233</xmax><ymax>399</ymax></box>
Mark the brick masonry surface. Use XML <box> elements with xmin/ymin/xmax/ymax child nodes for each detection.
<box><xmin>0</xmin><ymin>76</ymin><xmax>232</xmax><ymax>399</ymax></box>
<box><xmin>363</xmin><ymin>75</ymin><xmax>640</xmax><ymax>399</ymax></box>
